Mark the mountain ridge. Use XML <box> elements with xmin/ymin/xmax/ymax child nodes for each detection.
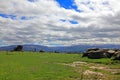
<box><xmin>0</xmin><ymin>44</ymin><xmax>120</xmax><ymax>53</ymax></box>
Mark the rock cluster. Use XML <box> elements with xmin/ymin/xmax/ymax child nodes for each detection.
<box><xmin>82</xmin><ymin>48</ymin><xmax>120</xmax><ymax>60</ymax></box>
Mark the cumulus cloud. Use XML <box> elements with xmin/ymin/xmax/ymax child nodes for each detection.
<box><xmin>0</xmin><ymin>0</ymin><xmax>120</xmax><ymax>46</ymax></box>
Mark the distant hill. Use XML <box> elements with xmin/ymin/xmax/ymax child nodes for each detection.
<box><xmin>0</xmin><ymin>45</ymin><xmax>50</xmax><ymax>52</ymax></box>
<box><xmin>50</xmin><ymin>44</ymin><xmax>120</xmax><ymax>53</ymax></box>
<box><xmin>0</xmin><ymin>44</ymin><xmax>120</xmax><ymax>53</ymax></box>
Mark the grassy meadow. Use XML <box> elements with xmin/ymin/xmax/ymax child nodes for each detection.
<box><xmin>0</xmin><ymin>51</ymin><xmax>120</xmax><ymax>80</ymax></box>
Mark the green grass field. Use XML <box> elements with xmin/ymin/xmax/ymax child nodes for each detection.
<box><xmin>0</xmin><ymin>51</ymin><xmax>120</xmax><ymax>80</ymax></box>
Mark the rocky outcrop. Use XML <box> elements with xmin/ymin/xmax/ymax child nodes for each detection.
<box><xmin>113</xmin><ymin>51</ymin><xmax>120</xmax><ymax>60</ymax></box>
<box><xmin>82</xmin><ymin>48</ymin><xmax>120</xmax><ymax>60</ymax></box>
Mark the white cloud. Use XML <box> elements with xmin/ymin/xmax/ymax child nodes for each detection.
<box><xmin>0</xmin><ymin>0</ymin><xmax>120</xmax><ymax>46</ymax></box>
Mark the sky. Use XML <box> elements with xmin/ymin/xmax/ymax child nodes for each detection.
<box><xmin>0</xmin><ymin>0</ymin><xmax>120</xmax><ymax>46</ymax></box>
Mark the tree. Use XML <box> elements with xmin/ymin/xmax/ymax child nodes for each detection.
<box><xmin>39</xmin><ymin>49</ymin><xmax>45</xmax><ymax>52</ymax></box>
<box><xmin>13</xmin><ymin>45</ymin><xmax>23</xmax><ymax>51</ymax></box>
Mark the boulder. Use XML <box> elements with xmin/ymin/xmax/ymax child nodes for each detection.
<box><xmin>87</xmin><ymin>51</ymin><xmax>104</xmax><ymax>59</ymax></box>
<box><xmin>113</xmin><ymin>51</ymin><xmax>120</xmax><ymax>60</ymax></box>
<box><xmin>82</xmin><ymin>48</ymin><xmax>118</xmax><ymax>59</ymax></box>
<box><xmin>86</xmin><ymin>48</ymin><xmax>100</xmax><ymax>52</ymax></box>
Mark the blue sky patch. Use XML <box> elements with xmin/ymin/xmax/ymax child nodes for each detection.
<box><xmin>21</xmin><ymin>16</ymin><xmax>30</xmax><ymax>20</ymax></box>
<box><xmin>56</xmin><ymin>0</ymin><xmax>82</xmax><ymax>12</ymax></box>
<box><xmin>21</xmin><ymin>16</ymin><xmax>34</xmax><ymax>20</ymax></box>
<box><xmin>0</xmin><ymin>13</ymin><xmax>34</xmax><ymax>20</ymax></box>
<box><xmin>60</xmin><ymin>19</ymin><xmax>78</xmax><ymax>24</ymax></box>
<box><xmin>0</xmin><ymin>13</ymin><xmax>9</xmax><ymax>18</ymax></box>
<box><xmin>0</xmin><ymin>13</ymin><xmax>16</xmax><ymax>19</ymax></box>
<box><xmin>69</xmin><ymin>20</ymin><xmax>78</xmax><ymax>24</ymax></box>
<box><xmin>28</xmin><ymin>0</ymin><xmax>37</xmax><ymax>2</ymax></box>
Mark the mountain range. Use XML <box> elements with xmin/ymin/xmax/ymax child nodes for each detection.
<box><xmin>0</xmin><ymin>44</ymin><xmax>120</xmax><ymax>53</ymax></box>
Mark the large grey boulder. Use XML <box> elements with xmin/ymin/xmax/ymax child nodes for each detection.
<box><xmin>82</xmin><ymin>48</ymin><xmax>118</xmax><ymax>59</ymax></box>
<box><xmin>86</xmin><ymin>48</ymin><xmax>100</xmax><ymax>52</ymax></box>
<box><xmin>113</xmin><ymin>51</ymin><xmax>120</xmax><ymax>60</ymax></box>
<box><xmin>87</xmin><ymin>51</ymin><xmax>105</xmax><ymax>59</ymax></box>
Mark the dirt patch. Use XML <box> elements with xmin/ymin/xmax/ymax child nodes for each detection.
<box><xmin>90</xmin><ymin>66</ymin><xmax>107</xmax><ymax>69</ymax></box>
<box><xmin>61</xmin><ymin>61</ymin><xmax>120</xmax><ymax>79</ymax></box>
<box><xmin>64</xmin><ymin>61</ymin><xmax>120</xmax><ymax>74</ymax></box>
<box><xmin>83</xmin><ymin>70</ymin><xmax>104</xmax><ymax>80</ymax></box>
<box><xmin>90</xmin><ymin>66</ymin><xmax>120</xmax><ymax>74</ymax></box>
<box><xmin>61</xmin><ymin>61</ymin><xmax>87</xmax><ymax>67</ymax></box>
<box><xmin>83</xmin><ymin>70</ymin><xmax>103</xmax><ymax>76</ymax></box>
